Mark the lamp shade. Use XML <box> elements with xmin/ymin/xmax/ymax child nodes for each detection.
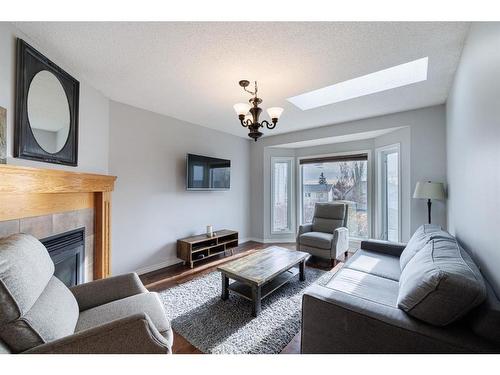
<box><xmin>267</xmin><ymin>107</ymin><xmax>284</xmax><ymax>120</ymax></box>
<box><xmin>233</xmin><ymin>103</ymin><xmax>250</xmax><ymax>116</ymax></box>
<box><xmin>413</xmin><ymin>181</ymin><xmax>445</xmax><ymax>200</ymax></box>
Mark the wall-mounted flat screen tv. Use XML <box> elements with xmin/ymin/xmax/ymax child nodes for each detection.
<box><xmin>186</xmin><ymin>154</ymin><xmax>231</xmax><ymax>190</ymax></box>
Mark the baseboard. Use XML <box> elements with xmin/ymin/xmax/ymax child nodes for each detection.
<box><xmin>135</xmin><ymin>258</ymin><xmax>184</xmax><ymax>275</ymax></box>
<box><xmin>239</xmin><ymin>237</ymin><xmax>264</xmax><ymax>243</ymax></box>
<box><xmin>241</xmin><ymin>237</ymin><xmax>297</xmax><ymax>244</ymax></box>
<box><xmin>263</xmin><ymin>238</ymin><xmax>296</xmax><ymax>244</ymax></box>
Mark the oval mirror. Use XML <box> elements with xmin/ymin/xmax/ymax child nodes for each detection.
<box><xmin>27</xmin><ymin>70</ymin><xmax>70</xmax><ymax>154</ymax></box>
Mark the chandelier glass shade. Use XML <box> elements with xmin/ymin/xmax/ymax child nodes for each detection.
<box><xmin>233</xmin><ymin>80</ymin><xmax>284</xmax><ymax>141</ymax></box>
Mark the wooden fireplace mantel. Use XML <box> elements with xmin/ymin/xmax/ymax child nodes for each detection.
<box><xmin>0</xmin><ymin>164</ymin><xmax>117</xmax><ymax>279</ymax></box>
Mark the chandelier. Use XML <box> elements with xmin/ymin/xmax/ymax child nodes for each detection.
<box><xmin>233</xmin><ymin>80</ymin><xmax>284</xmax><ymax>141</ymax></box>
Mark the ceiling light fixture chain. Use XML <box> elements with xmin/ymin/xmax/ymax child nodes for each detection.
<box><xmin>233</xmin><ymin>80</ymin><xmax>283</xmax><ymax>142</ymax></box>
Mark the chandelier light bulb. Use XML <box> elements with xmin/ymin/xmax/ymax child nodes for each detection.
<box><xmin>233</xmin><ymin>103</ymin><xmax>251</xmax><ymax>116</ymax></box>
<box><xmin>267</xmin><ymin>107</ymin><xmax>284</xmax><ymax>120</ymax></box>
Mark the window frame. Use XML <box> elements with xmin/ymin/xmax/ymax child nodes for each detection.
<box><xmin>270</xmin><ymin>156</ymin><xmax>295</xmax><ymax>235</ymax></box>
<box><xmin>297</xmin><ymin>150</ymin><xmax>373</xmax><ymax>240</ymax></box>
<box><xmin>375</xmin><ymin>143</ymin><xmax>401</xmax><ymax>242</ymax></box>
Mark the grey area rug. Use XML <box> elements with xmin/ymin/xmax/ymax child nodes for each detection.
<box><xmin>158</xmin><ymin>267</ymin><xmax>334</xmax><ymax>354</ymax></box>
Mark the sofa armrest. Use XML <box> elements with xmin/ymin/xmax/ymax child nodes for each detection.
<box><xmin>301</xmin><ymin>284</ymin><xmax>493</xmax><ymax>353</ymax></box>
<box><xmin>25</xmin><ymin>313</ymin><xmax>171</xmax><ymax>354</ymax></box>
<box><xmin>70</xmin><ymin>273</ymin><xmax>147</xmax><ymax>311</ymax></box>
<box><xmin>360</xmin><ymin>239</ymin><xmax>407</xmax><ymax>257</ymax></box>
<box><xmin>331</xmin><ymin>227</ymin><xmax>349</xmax><ymax>259</ymax></box>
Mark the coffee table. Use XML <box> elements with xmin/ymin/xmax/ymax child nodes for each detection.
<box><xmin>217</xmin><ymin>246</ymin><xmax>309</xmax><ymax>317</ymax></box>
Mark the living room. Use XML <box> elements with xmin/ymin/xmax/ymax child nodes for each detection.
<box><xmin>1</xmin><ymin>1</ymin><xmax>499</xmax><ymax>373</ymax></box>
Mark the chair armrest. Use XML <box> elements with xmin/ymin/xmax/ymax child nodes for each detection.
<box><xmin>25</xmin><ymin>313</ymin><xmax>171</xmax><ymax>354</ymax></box>
<box><xmin>331</xmin><ymin>227</ymin><xmax>349</xmax><ymax>260</ymax></box>
<box><xmin>297</xmin><ymin>223</ymin><xmax>313</xmax><ymax>236</ymax></box>
<box><xmin>70</xmin><ymin>272</ymin><xmax>147</xmax><ymax>311</ymax></box>
<box><xmin>360</xmin><ymin>239</ymin><xmax>407</xmax><ymax>257</ymax></box>
<box><xmin>297</xmin><ymin>224</ymin><xmax>313</xmax><ymax>250</ymax></box>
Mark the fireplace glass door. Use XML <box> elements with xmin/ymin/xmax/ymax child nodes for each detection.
<box><xmin>41</xmin><ymin>228</ymin><xmax>85</xmax><ymax>287</ymax></box>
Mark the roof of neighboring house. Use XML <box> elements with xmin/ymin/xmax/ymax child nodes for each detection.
<box><xmin>303</xmin><ymin>184</ymin><xmax>333</xmax><ymax>193</ymax></box>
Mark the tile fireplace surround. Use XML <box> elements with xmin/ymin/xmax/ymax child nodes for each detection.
<box><xmin>0</xmin><ymin>164</ymin><xmax>116</xmax><ymax>280</ymax></box>
<box><xmin>0</xmin><ymin>209</ymin><xmax>95</xmax><ymax>282</ymax></box>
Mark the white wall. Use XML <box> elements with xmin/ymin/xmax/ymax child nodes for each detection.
<box><xmin>108</xmin><ymin>101</ymin><xmax>251</xmax><ymax>275</ymax></box>
<box><xmin>374</xmin><ymin>127</ymin><xmax>412</xmax><ymax>241</ymax></box>
<box><xmin>0</xmin><ymin>22</ymin><xmax>109</xmax><ymax>174</ymax></box>
<box><xmin>446</xmin><ymin>23</ymin><xmax>500</xmax><ymax>294</ymax></box>
<box><xmin>262</xmin><ymin>147</ymin><xmax>296</xmax><ymax>242</ymax></box>
<box><xmin>250</xmin><ymin>105</ymin><xmax>447</xmax><ymax>241</ymax></box>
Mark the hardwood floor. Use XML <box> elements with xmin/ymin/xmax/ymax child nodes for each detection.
<box><xmin>140</xmin><ymin>241</ymin><xmax>346</xmax><ymax>354</ymax></box>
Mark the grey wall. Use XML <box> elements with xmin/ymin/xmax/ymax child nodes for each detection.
<box><xmin>250</xmin><ymin>105</ymin><xmax>447</xmax><ymax>241</ymax></box>
<box><xmin>446</xmin><ymin>23</ymin><xmax>500</xmax><ymax>294</ymax></box>
<box><xmin>108</xmin><ymin>101</ymin><xmax>251</xmax><ymax>274</ymax></box>
<box><xmin>0</xmin><ymin>22</ymin><xmax>109</xmax><ymax>174</ymax></box>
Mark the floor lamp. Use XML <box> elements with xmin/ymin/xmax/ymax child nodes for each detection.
<box><xmin>413</xmin><ymin>181</ymin><xmax>445</xmax><ymax>224</ymax></box>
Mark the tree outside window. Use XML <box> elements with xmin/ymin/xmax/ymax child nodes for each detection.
<box><xmin>302</xmin><ymin>160</ymin><xmax>368</xmax><ymax>238</ymax></box>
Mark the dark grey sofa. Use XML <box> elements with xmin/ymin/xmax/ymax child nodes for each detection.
<box><xmin>0</xmin><ymin>233</ymin><xmax>173</xmax><ymax>354</ymax></box>
<box><xmin>301</xmin><ymin>229</ymin><xmax>500</xmax><ymax>353</ymax></box>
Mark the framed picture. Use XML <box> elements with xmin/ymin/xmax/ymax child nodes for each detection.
<box><xmin>15</xmin><ymin>39</ymin><xmax>79</xmax><ymax>166</ymax></box>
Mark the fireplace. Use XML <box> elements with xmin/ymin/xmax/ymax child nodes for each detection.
<box><xmin>41</xmin><ymin>228</ymin><xmax>85</xmax><ymax>287</ymax></box>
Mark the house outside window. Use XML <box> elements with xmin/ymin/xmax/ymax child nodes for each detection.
<box><xmin>300</xmin><ymin>153</ymin><xmax>369</xmax><ymax>239</ymax></box>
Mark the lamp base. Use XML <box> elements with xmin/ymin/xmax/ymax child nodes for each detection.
<box><xmin>427</xmin><ymin>199</ymin><xmax>432</xmax><ymax>224</ymax></box>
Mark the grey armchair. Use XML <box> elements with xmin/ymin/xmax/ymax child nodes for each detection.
<box><xmin>297</xmin><ymin>202</ymin><xmax>349</xmax><ymax>266</ymax></box>
<box><xmin>0</xmin><ymin>233</ymin><xmax>173</xmax><ymax>354</ymax></box>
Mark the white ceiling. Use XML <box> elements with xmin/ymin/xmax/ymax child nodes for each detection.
<box><xmin>14</xmin><ymin>22</ymin><xmax>470</xmax><ymax>138</ymax></box>
<box><xmin>272</xmin><ymin>127</ymin><xmax>405</xmax><ymax>149</ymax></box>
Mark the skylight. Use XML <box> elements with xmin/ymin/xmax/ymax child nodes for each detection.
<box><xmin>287</xmin><ymin>57</ymin><xmax>429</xmax><ymax>110</ymax></box>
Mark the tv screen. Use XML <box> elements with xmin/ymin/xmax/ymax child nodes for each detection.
<box><xmin>186</xmin><ymin>154</ymin><xmax>231</xmax><ymax>190</ymax></box>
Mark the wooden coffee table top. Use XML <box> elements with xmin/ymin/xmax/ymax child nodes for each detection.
<box><xmin>217</xmin><ymin>246</ymin><xmax>309</xmax><ymax>286</ymax></box>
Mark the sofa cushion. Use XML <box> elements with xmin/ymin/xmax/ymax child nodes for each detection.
<box><xmin>0</xmin><ymin>276</ymin><xmax>79</xmax><ymax>353</ymax></box>
<box><xmin>399</xmin><ymin>224</ymin><xmax>452</xmax><ymax>270</ymax></box>
<box><xmin>0</xmin><ymin>234</ymin><xmax>54</xmax><ymax>325</ymax></box>
<box><xmin>345</xmin><ymin>249</ymin><xmax>401</xmax><ymax>281</ymax></box>
<box><xmin>300</xmin><ymin>232</ymin><xmax>333</xmax><ymax>250</ymax></box>
<box><xmin>76</xmin><ymin>292</ymin><xmax>170</xmax><ymax>334</ymax></box>
<box><xmin>326</xmin><ymin>268</ymin><xmax>399</xmax><ymax>307</ymax></box>
<box><xmin>311</xmin><ymin>203</ymin><xmax>346</xmax><ymax>233</ymax></box>
<box><xmin>398</xmin><ymin>237</ymin><xmax>487</xmax><ymax>326</ymax></box>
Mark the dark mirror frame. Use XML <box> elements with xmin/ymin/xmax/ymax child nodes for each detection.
<box><xmin>15</xmin><ymin>38</ymin><xmax>79</xmax><ymax>166</ymax></box>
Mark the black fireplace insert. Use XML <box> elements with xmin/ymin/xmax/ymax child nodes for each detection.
<box><xmin>41</xmin><ymin>227</ymin><xmax>85</xmax><ymax>287</ymax></box>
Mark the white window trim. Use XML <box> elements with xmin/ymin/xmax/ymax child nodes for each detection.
<box><xmin>271</xmin><ymin>156</ymin><xmax>295</xmax><ymax>235</ymax></box>
<box><xmin>296</xmin><ymin>149</ymin><xmax>373</xmax><ymax>240</ymax></box>
<box><xmin>375</xmin><ymin>143</ymin><xmax>402</xmax><ymax>242</ymax></box>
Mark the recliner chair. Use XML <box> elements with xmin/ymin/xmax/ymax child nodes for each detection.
<box><xmin>0</xmin><ymin>233</ymin><xmax>173</xmax><ymax>354</ymax></box>
<box><xmin>297</xmin><ymin>202</ymin><xmax>349</xmax><ymax>266</ymax></box>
